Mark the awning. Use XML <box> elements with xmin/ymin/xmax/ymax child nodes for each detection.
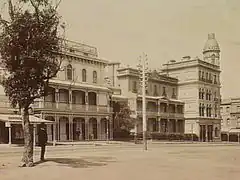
<box><xmin>0</xmin><ymin>114</ymin><xmax>54</xmax><ymax>125</ymax></box>
<box><xmin>229</xmin><ymin>128</ymin><xmax>240</xmax><ymax>134</ymax></box>
<box><xmin>112</xmin><ymin>94</ymin><xmax>128</xmax><ymax>101</ymax></box>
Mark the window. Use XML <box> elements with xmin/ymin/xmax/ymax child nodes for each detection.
<box><xmin>206</xmin><ymin>104</ymin><xmax>212</xmax><ymax>117</ymax></box>
<box><xmin>199</xmin><ymin>104</ymin><xmax>205</xmax><ymax>117</ymax></box>
<box><xmin>215</xmin><ymin>105</ymin><xmax>217</xmax><ymax>117</ymax></box>
<box><xmin>202</xmin><ymin>71</ymin><xmax>205</xmax><ymax>80</ymax></box>
<box><xmin>209</xmin><ymin>73</ymin><xmax>212</xmax><ymax>83</ymax></box>
<box><xmin>199</xmin><ymin>88</ymin><xmax>204</xmax><ymax>99</ymax></box>
<box><xmin>199</xmin><ymin>88</ymin><xmax>201</xmax><ymax>99</ymax></box>
<box><xmin>206</xmin><ymin>90</ymin><xmax>209</xmax><ymax>100</ymax></box>
<box><xmin>226</xmin><ymin>107</ymin><xmax>230</xmax><ymax>113</ymax></box>
<box><xmin>237</xmin><ymin>106</ymin><xmax>240</xmax><ymax>112</ymax></box>
<box><xmin>214</xmin><ymin>75</ymin><xmax>217</xmax><ymax>84</ymax></box>
<box><xmin>82</xmin><ymin>69</ymin><xmax>87</xmax><ymax>82</ymax></box>
<box><xmin>199</xmin><ymin>104</ymin><xmax>202</xmax><ymax>116</ymax></box>
<box><xmin>172</xmin><ymin>88</ymin><xmax>176</xmax><ymax>98</ymax></box>
<box><xmin>132</xmin><ymin>81</ymin><xmax>137</xmax><ymax>93</ymax></box>
<box><xmin>66</xmin><ymin>64</ymin><xmax>73</xmax><ymax>80</ymax></box>
<box><xmin>162</xmin><ymin>87</ymin><xmax>166</xmax><ymax>96</ymax></box>
<box><xmin>93</xmin><ymin>71</ymin><xmax>97</xmax><ymax>83</ymax></box>
<box><xmin>206</xmin><ymin>72</ymin><xmax>208</xmax><ymax>81</ymax></box>
<box><xmin>153</xmin><ymin>85</ymin><xmax>158</xmax><ymax>96</ymax></box>
<box><xmin>202</xmin><ymin>89</ymin><xmax>204</xmax><ymax>99</ymax></box>
<box><xmin>199</xmin><ymin>70</ymin><xmax>201</xmax><ymax>80</ymax></box>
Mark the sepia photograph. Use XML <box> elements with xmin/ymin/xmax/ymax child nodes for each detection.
<box><xmin>0</xmin><ymin>0</ymin><xmax>240</xmax><ymax>179</ymax></box>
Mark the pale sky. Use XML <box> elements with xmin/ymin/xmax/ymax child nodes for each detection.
<box><xmin>2</xmin><ymin>0</ymin><xmax>240</xmax><ymax>99</ymax></box>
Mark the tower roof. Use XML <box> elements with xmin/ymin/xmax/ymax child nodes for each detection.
<box><xmin>203</xmin><ymin>33</ymin><xmax>220</xmax><ymax>53</ymax></box>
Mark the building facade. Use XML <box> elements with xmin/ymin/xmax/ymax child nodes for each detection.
<box><xmin>106</xmin><ymin>66</ymin><xmax>185</xmax><ymax>135</ymax></box>
<box><xmin>0</xmin><ymin>33</ymin><xmax>223</xmax><ymax>143</ymax></box>
<box><xmin>0</xmin><ymin>40</ymin><xmax>114</xmax><ymax>144</ymax></box>
<box><xmin>161</xmin><ymin>33</ymin><xmax>222</xmax><ymax>142</ymax></box>
<box><xmin>220</xmin><ymin>98</ymin><xmax>240</xmax><ymax>141</ymax></box>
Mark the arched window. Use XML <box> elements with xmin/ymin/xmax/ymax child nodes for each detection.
<box><xmin>93</xmin><ymin>71</ymin><xmax>97</xmax><ymax>83</ymax></box>
<box><xmin>82</xmin><ymin>69</ymin><xmax>86</xmax><ymax>82</ymax></box>
<box><xmin>66</xmin><ymin>64</ymin><xmax>73</xmax><ymax>80</ymax></box>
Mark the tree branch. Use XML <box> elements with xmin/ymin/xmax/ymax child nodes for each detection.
<box><xmin>8</xmin><ymin>0</ymin><xmax>14</xmax><ymax>20</ymax></box>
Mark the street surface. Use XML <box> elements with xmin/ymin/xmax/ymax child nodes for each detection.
<box><xmin>0</xmin><ymin>142</ymin><xmax>240</xmax><ymax>180</ymax></box>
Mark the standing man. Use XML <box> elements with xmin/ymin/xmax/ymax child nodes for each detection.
<box><xmin>38</xmin><ymin>123</ymin><xmax>48</xmax><ymax>161</ymax></box>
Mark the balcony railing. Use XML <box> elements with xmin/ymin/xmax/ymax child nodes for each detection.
<box><xmin>72</xmin><ymin>104</ymin><xmax>86</xmax><ymax>111</ymax></box>
<box><xmin>98</xmin><ymin>105</ymin><xmax>108</xmax><ymax>112</ymax></box>
<box><xmin>33</xmin><ymin>101</ymin><xmax>111</xmax><ymax>113</ymax></box>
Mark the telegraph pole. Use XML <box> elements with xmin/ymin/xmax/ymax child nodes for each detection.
<box><xmin>138</xmin><ymin>53</ymin><xmax>148</xmax><ymax>151</ymax></box>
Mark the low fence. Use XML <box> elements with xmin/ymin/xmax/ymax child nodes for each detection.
<box><xmin>113</xmin><ymin>131</ymin><xmax>199</xmax><ymax>142</ymax></box>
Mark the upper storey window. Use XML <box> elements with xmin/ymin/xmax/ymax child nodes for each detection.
<box><xmin>93</xmin><ymin>71</ymin><xmax>97</xmax><ymax>83</ymax></box>
<box><xmin>82</xmin><ymin>69</ymin><xmax>87</xmax><ymax>82</ymax></box>
<box><xmin>162</xmin><ymin>86</ymin><xmax>167</xmax><ymax>97</ymax></box>
<box><xmin>66</xmin><ymin>64</ymin><xmax>73</xmax><ymax>80</ymax></box>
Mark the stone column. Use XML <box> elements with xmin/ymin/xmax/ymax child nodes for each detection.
<box><xmin>53</xmin><ymin>121</ymin><xmax>56</xmax><ymax>146</ymax></box>
<box><xmin>175</xmin><ymin>104</ymin><xmax>178</xmax><ymax>114</ymax></box>
<box><xmin>55</xmin><ymin>88</ymin><xmax>59</xmax><ymax>109</ymax></box>
<box><xmin>69</xmin><ymin>89</ymin><xmax>72</xmax><ymax>110</ymax></box>
<box><xmin>167</xmin><ymin>119</ymin><xmax>170</xmax><ymax>133</ymax></box>
<box><xmin>8</xmin><ymin>123</ymin><xmax>12</xmax><ymax>145</ymax></box>
<box><xmin>85</xmin><ymin>117</ymin><xmax>89</xmax><ymax>141</ymax></box>
<box><xmin>109</xmin><ymin>117</ymin><xmax>113</xmax><ymax>140</ymax></box>
<box><xmin>96</xmin><ymin>93</ymin><xmax>99</xmax><ymax>112</ymax></box>
<box><xmin>85</xmin><ymin>91</ymin><xmax>88</xmax><ymax>111</ymax></box>
<box><xmin>68</xmin><ymin>115</ymin><xmax>73</xmax><ymax>141</ymax></box>
<box><xmin>158</xmin><ymin>117</ymin><xmax>161</xmax><ymax>133</ymax></box>
<box><xmin>205</xmin><ymin>125</ymin><xmax>208</xmax><ymax>142</ymax></box>
<box><xmin>97</xmin><ymin>117</ymin><xmax>101</xmax><ymax>140</ymax></box>
<box><xmin>176</xmin><ymin>119</ymin><xmax>178</xmax><ymax>133</ymax></box>
<box><xmin>157</xmin><ymin>100</ymin><xmax>161</xmax><ymax>115</ymax></box>
<box><xmin>55</xmin><ymin>115</ymin><xmax>59</xmax><ymax>141</ymax></box>
<box><xmin>33</xmin><ymin>124</ymin><xmax>36</xmax><ymax>147</ymax></box>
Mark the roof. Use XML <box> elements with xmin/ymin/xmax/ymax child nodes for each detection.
<box><xmin>49</xmin><ymin>79</ymin><xmax>111</xmax><ymax>91</ymax></box>
<box><xmin>203</xmin><ymin>33</ymin><xmax>220</xmax><ymax>53</ymax></box>
<box><xmin>0</xmin><ymin>114</ymin><xmax>54</xmax><ymax>124</ymax></box>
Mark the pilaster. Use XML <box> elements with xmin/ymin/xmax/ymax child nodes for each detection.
<box><xmin>85</xmin><ymin>117</ymin><xmax>89</xmax><ymax>141</ymax></box>
<box><xmin>55</xmin><ymin>88</ymin><xmax>59</xmax><ymax>109</ymax></box>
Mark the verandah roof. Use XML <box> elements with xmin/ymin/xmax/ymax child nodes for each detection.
<box><xmin>0</xmin><ymin>114</ymin><xmax>54</xmax><ymax>124</ymax></box>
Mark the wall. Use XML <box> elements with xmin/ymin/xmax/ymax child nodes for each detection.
<box><xmin>56</xmin><ymin>56</ymin><xmax>106</xmax><ymax>86</ymax></box>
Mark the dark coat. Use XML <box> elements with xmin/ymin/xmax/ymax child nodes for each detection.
<box><xmin>38</xmin><ymin>129</ymin><xmax>48</xmax><ymax>146</ymax></box>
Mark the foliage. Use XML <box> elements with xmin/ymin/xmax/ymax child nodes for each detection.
<box><xmin>0</xmin><ymin>0</ymin><xmax>63</xmax><ymax>167</ymax></box>
<box><xmin>0</xmin><ymin>0</ymin><xmax>63</xmax><ymax>109</ymax></box>
<box><xmin>114</xmin><ymin>103</ymin><xmax>136</xmax><ymax>132</ymax></box>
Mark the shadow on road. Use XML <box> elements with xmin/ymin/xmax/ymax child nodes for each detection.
<box><xmin>34</xmin><ymin>156</ymin><xmax>115</xmax><ymax>168</ymax></box>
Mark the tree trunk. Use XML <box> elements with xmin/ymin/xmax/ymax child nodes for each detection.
<box><xmin>21</xmin><ymin>108</ymin><xmax>34</xmax><ymax>167</ymax></box>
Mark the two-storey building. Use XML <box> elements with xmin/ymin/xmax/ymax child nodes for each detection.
<box><xmin>107</xmin><ymin>65</ymin><xmax>185</xmax><ymax>135</ymax></box>
<box><xmin>220</xmin><ymin>98</ymin><xmax>240</xmax><ymax>141</ymax></box>
<box><xmin>32</xmin><ymin>40</ymin><xmax>114</xmax><ymax>143</ymax></box>
<box><xmin>0</xmin><ymin>40</ymin><xmax>114</xmax><ymax>144</ymax></box>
